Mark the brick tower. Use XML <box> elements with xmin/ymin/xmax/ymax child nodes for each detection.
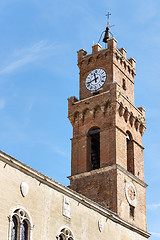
<box><xmin>68</xmin><ymin>38</ymin><xmax>147</xmax><ymax>230</ymax></box>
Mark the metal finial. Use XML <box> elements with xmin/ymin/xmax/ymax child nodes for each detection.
<box><xmin>98</xmin><ymin>12</ymin><xmax>114</xmax><ymax>44</ymax></box>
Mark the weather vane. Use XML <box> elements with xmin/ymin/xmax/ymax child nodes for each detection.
<box><xmin>98</xmin><ymin>11</ymin><xmax>114</xmax><ymax>44</ymax></box>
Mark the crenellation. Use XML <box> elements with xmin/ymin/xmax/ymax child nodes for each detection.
<box><xmin>68</xmin><ymin>84</ymin><xmax>145</xmax><ymax>136</ymax></box>
<box><xmin>118</xmin><ymin>48</ymin><xmax>127</xmax><ymax>58</ymax></box>
<box><xmin>128</xmin><ymin>57</ymin><xmax>136</xmax><ymax>70</ymax></box>
<box><xmin>117</xmin><ymin>101</ymin><xmax>145</xmax><ymax>136</ymax></box>
<box><xmin>107</xmin><ymin>37</ymin><xmax>117</xmax><ymax>50</ymax></box>
<box><xmin>114</xmin><ymin>51</ymin><xmax>136</xmax><ymax>79</ymax></box>
<box><xmin>77</xmin><ymin>49</ymin><xmax>87</xmax><ymax>63</ymax></box>
<box><xmin>138</xmin><ymin>107</ymin><xmax>145</xmax><ymax>120</ymax></box>
<box><xmin>92</xmin><ymin>43</ymin><xmax>102</xmax><ymax>54</ymax></box>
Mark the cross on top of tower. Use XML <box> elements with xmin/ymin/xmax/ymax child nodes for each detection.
<box><xmin>106</xmin><ymin>11</ymin><xmax>111</xmax><ymax>29</ymax></box>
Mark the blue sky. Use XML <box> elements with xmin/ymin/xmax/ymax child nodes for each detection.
<box><xmin>0</xmin><ymin>0</ymin><xmax>159</xmax><ymax>238</ymax></box>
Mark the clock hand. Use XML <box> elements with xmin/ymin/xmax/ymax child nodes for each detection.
<box><xmin>87</xmin><ymin>78</ymin><xmax>98</xmax><ymax>84</ymax></box>
<box><xmin>94</xmin><ymin>73</ymin><xmax>98</xmax><ymax>83</ymax></box>
<box><xmin>87</xmin><ymin>74</ymin><xmax>98</xmax><ymax>84</ymax></box>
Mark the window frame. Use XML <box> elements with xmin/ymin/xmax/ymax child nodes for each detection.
<box><xmin>9</xmin><ymin>208</ymin><xmax>32</xmax><ymax>240</ymax></box>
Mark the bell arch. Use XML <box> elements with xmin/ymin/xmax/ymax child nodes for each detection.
<box><xmin>87</xmin><ymin>127</ymin><xmax>100</xmax><ymax>171</ymax></box>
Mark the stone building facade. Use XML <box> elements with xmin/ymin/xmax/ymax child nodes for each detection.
<box><xmin>0</xmin><ymin>37</ymin><xmax>150</xmax><ymax>239</ymax></box>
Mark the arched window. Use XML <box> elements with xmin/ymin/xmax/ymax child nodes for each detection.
<box><xmin>57</xmin><ymin>228</ymin><xmax>74</xmax><ymax>240</ymax></box>
<box><xmin>88</xmin><ymin>127</ymin><xmax>100</xmax><ymax>170</ymax></box>
<box><xmin>126</xmin><ymin>131</ymin><xmax>134</xmax><ymax>175</ymax></box>
<box><xmin>10</xmin><ymin>208</ymin><xmax>31</xmax><ymax>240</ymax></box>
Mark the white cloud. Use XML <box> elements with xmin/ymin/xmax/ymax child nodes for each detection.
<box><xmin>54</xmin><ymin>147</ymin><xmax>70</xmax><ymax>158</ymax></box>
<box><xmin>151</xmin><ymin>232</ymin><xmax>160</xmax><ymax>238</ymax></box>
<box><xmin>147</xmin><ymin>203</ymin><xmax>160</xmax><ymax>210</ymax></box>
<box><xmin>0</xmin><ymin>40</ymin><xmax>58</xmax><ymax>75</ymax></box>
<box><xmin>37</xmin><ymin>138</ymin><xmax>70</xmax><ymax>159</ymax></box>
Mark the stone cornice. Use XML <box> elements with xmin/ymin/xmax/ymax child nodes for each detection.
<box><xmin>0</xmin><ymin>151</ymin><xmax>150</xmax><ymax>238</ymax></box>
<box><xmin>69</xmin><ymin>164</ymin><xmax>117</xmax><ymax>180</ymax></box>
<box><xmin>116</xmin><ymin>164</ymin><xmax>147</xmax><ymax>188</ymax></box>
<box><xmin>69</xmin><ymin>164</ymin><xmax>147</xmax><ymax>188</ymax></box>
<box><xmin>71</xmin><ymin>90</ymin><xmax>110</xmax><ymax>105</ymax></box>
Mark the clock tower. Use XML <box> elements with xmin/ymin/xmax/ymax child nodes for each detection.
<box><xmin>68</xmin><ymin>36</ymin><xmax>147</xmax><ymax>231</ymax></box>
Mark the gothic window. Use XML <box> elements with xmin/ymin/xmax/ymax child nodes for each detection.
<box><xmin>88</xmin><ymin>128</ymin><xmax>100</xmax><ymax>170</ymax></box>
<box><xmin>57</xmin><ymin>228</ymin><xmax>74</xmax><ymax>240</ymax></box>
<box><xmin>10</xmin><ymin>208</ymin><xmax>31</xmax><ymax>240</ymax></box>
<box><xmin>126</xmin><ymin>131</ymin><xmax>134</xmax><ymax>175</ymax></box>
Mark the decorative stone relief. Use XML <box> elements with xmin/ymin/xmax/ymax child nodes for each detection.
<box><xmin>125</xmin><ymin>181</ymin><xmax>137</xmax><ymax>207</ymax></box>
<box><xmin>63</xmin><ymin>196</ymin><xmax>71</xmax><ymax>218</ymax></box>
<box><xmin>98</xmin><ymin>219</ymin><xmax>104</xmax><ymax>232</ymax></box>
<box><xmin>20</xmin><ymin>182</ymin><xmax>29</xmax><ymax>197</ymax></box>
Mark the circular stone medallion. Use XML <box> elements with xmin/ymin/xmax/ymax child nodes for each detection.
<box><xmin>125</xmin><ymin>181</ymin><xmax>137</xmax><ymax>207</ymax></box>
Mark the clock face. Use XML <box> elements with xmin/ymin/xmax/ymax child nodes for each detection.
<box><xmin>85</xmin><ymin>68</ymin><xmax>107</xmax><ymax>91</ymax></box>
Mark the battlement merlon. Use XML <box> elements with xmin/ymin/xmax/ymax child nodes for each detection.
<box><xmin>77</xmin><ymin>38</ymin><xmax>136</xmax><ymax>71</ymax></box>
<box><xmin>77</xmin><ymin>49</ymin><xmax>87</xmax><ymax>62</ymax></box>
<box><xmin>138</xmin><ymin>107</ymin><xmax>146</xmax><ymax>120</ymax></box>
